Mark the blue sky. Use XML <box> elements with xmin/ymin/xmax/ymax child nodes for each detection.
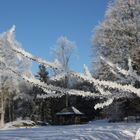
<box><xmin>0</xmin><ymin>0</ymin><xmax>108</xmax><ymax>73</ymax></box>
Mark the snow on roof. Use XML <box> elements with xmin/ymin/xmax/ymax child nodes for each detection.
<box><xmin>56</xmin><ymin>106</ymin><xmax>83</xmax><ymax>116</ymax></box>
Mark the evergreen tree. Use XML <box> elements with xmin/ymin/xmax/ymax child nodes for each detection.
<box><xmin>36</xmin><ymin>65</ymin><xmax>49</xmax><ymax>83</ymax></box>
<box><xmin>35</xmin><ymin>65</ymin><xmax>51</xmax><ymax>123</ymax></box>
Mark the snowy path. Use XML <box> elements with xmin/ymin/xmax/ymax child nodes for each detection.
<box><xmin>0</xmin><ymin>121</ymin><xmax>139</xmax><ymax>140</ymax></box>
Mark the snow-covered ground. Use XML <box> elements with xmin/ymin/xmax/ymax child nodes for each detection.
<box><xmin>0</xmin><ymin>120</ymin><xmax>140</xmax><ymax>140</ymax></box>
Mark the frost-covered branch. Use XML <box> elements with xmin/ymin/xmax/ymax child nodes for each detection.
<box><xmin>83</xmin><ymin>64</ymin><xmax>111</xmax><ymax>96</ymax></box>
<box><xmin>2</xmin><ymin>26</ymin><xmax>140</xmax><ymax>110</ymax></box>
<box><xmin>100</xmin><ymin>56</ymin><xmax>129</xmax><ymax>76</ymax></box>
<box><xmin>71</xmin><ymin>71</ymin><xmax>140</xmax><ymax>97</ymax></box>
<box><xmin>100</xmin><ymin>56</ymin><xmax>140</xmax><ymax>82</ymax></box>
<box><xmin>0</xmin><ymin>59</ymin><xmax>100</xmax><ymax>99</ymax></box>
<box><xmin>50</xmin><ymin>73</ymin><xmax>66</xmax><ymax>81</ymax></box>
<box><xmin>6</xmin><ymin>25</ymin><xmax>62</xmax><ymax>70</ymax></box>
<box><xmin>94</xmin><ymin>98</ymin><xmax>114</xmax><ymax>110</ymax></box>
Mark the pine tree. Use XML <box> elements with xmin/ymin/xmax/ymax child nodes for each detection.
<box><xmin>35</xmin><ymin>65</ymin><xmax>51</xmax><ymax>123</ymax></box>
<box><xmin>36</xmin><ymin>65</ymin><xmax>49</xmax><ymax>83</ymax></box>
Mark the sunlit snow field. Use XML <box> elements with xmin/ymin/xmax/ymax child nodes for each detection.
<box><xmin>0</xmin><ymin>121</ymin><xmax>140</xmax><ymax>140</ymax></box>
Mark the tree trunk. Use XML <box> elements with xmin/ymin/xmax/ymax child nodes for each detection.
<box><xmin>66</xmin><ymin>94</ymin><xmax>69</xmax><ymax>107</ymax></box>
<box><xmin>11</xmin><ymin>99</ymin><xmax>14</xmax><ymax>121</ymax></box>
<box><xmin>8</xmin><ymin>99</ymin><xmax>11</xmax><ymax>122</ymax></box>
<box><xmin>65</xmin><ymin>76</ymin><xmax>69</xmax><ymax>107</ymax></box>
<box><xmin>0</xmin><ymin>92</ymin><xmax>5</xmax><ymax>128</ymax></box>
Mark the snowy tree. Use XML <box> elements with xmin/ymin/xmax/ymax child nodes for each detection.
<box><xmin>0</xmin><ymin>26</ymin><xmax>32</xmax><ymax>127</ymax></box>
<box><xmin>35</xmin><ymin>65</ymin><xmax>51</xmax><ymax>122</ymax></box>
<box><xmin>51</xmin><ymin>36</ymin><xmax>76</xmax><ymax>107</ymax></box>
<box><xmin>36</xmin><ymin>65</ymin><xmax>49</xmax><ymax>83</ymax></box>
<box><xmin>53</xmin><ymin>36</ymin><xmax>75</xmax><ymax>72</ymax></box>
<box><xmin>93</xmin><ymin>0</ymin><xmax>140</xmax><ymax>81</ymax></box>
<box><xmin>92</xmin><ymin>0</ymin><xmax>140</xmax><ymax>118</ymax></box>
